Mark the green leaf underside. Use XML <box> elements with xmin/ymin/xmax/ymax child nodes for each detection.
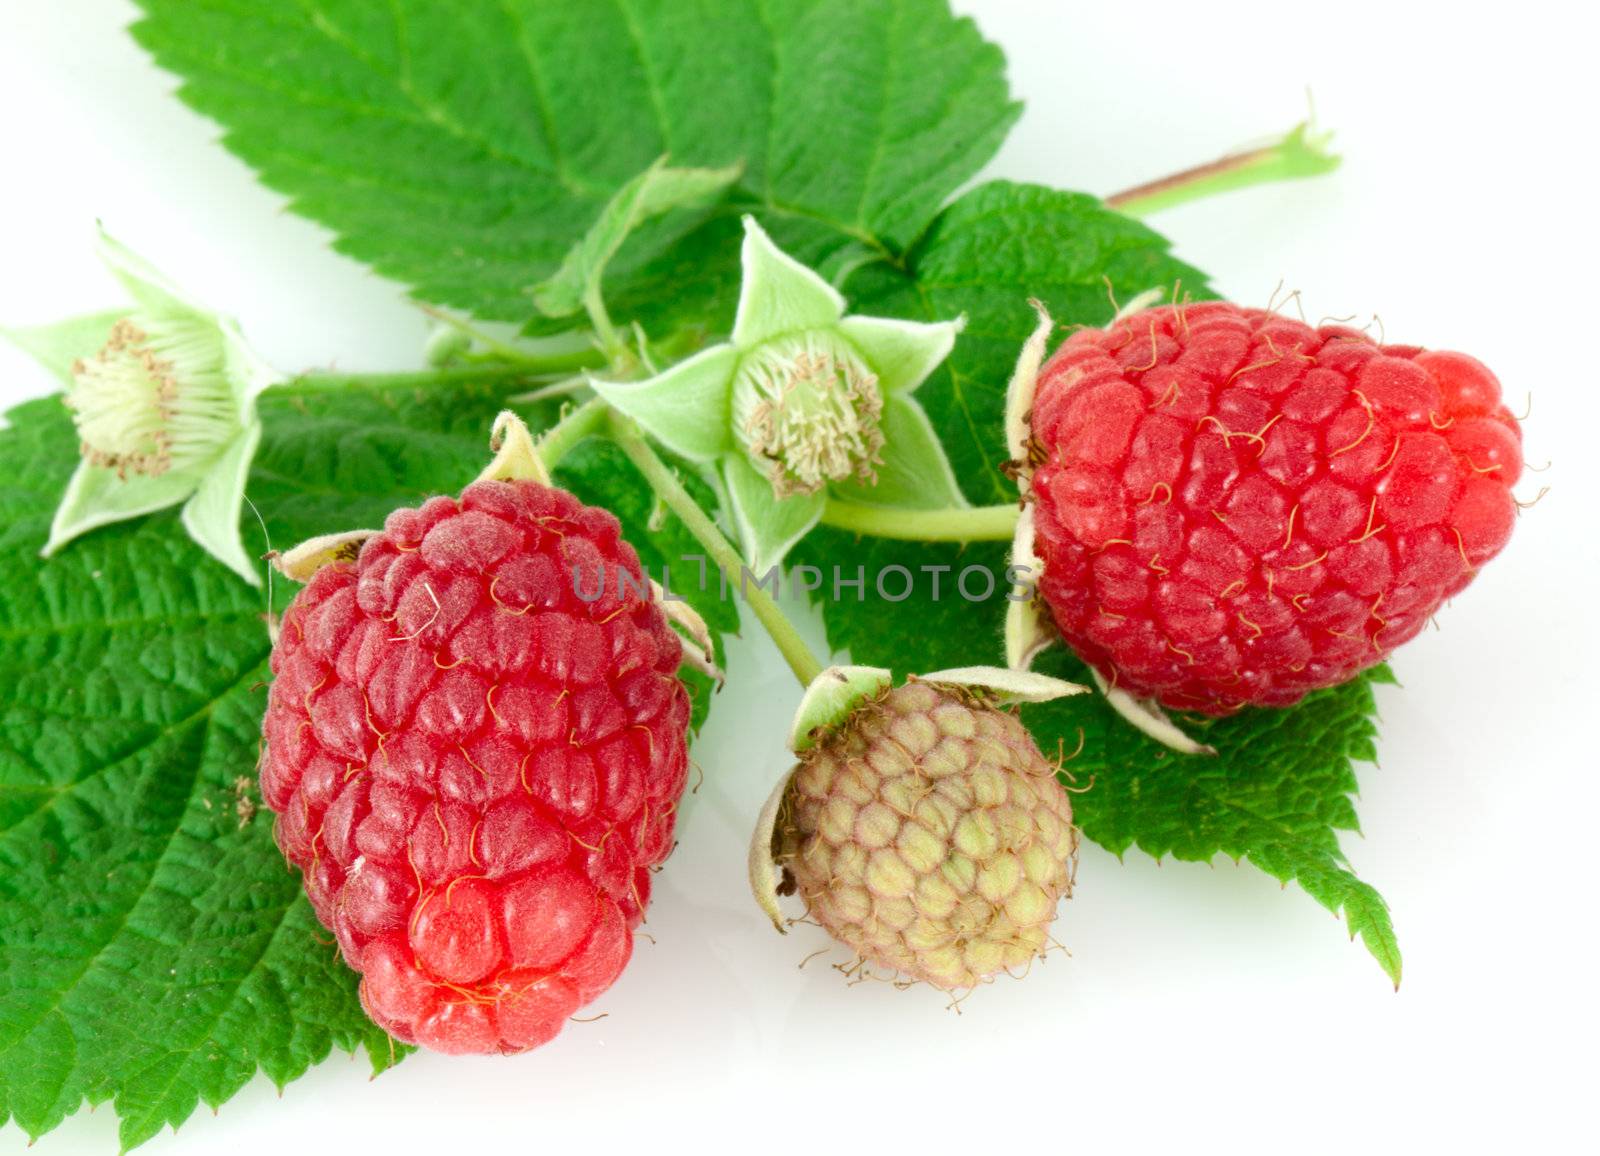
<box><xmin>131</xmin><ymin>0</ymin><xmax>1020</xmax><ymax>333</ymax></box>
<box><xmin>0</xmin><ymin>387</ymin><xmax>733</xmax><ymax>1149</ymax></box>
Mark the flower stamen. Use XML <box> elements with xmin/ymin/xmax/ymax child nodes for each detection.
<box><xmin>733</xmin><ymin>333</ymin><xmax>885</xmax><ymax>497</ymax></box>
<box><xmin>66</xmin><ymin>316</ymin><xmax>236</xmax><ymax>478</ymax></box>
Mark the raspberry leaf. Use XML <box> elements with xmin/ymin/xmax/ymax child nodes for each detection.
<box><xmin>129</xmin><ymin>0</ymin><xmax>1019</xmax><ymax>332</ymax></box>
<box><xmin>0</xmin><ymin>397</ymin><xmax>399</xmax><ymax>1151</ymax></box>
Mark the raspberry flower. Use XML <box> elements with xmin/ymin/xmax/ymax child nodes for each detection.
<box><xmin>2</xmin><ymin>227</ymin><xmax>278</xmax><ymax>585</ymax></box>
<box><xmin>592</xmin><ymin>217</ymin><xmax>965</xmax><ymax>571</ymax></box>
<box><xmin>748</xmin><ymin>664</ymin><xmax>1086</xmax><ymax>991</ymax></box>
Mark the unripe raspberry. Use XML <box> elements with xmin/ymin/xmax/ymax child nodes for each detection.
<box><xmin>260</xmin><ymin>476</ymin><xmax>692</xmax><ymax>1053</ymax></box>
<box><xmin>1019</xmin><ymin>302</ymin><xmax>1524</xmax><ymax>715</ymax></box>
<box><xmin>772</xmin><ymin>680</ymin><xmax>1078</xmax><ymax>990</ymax></box>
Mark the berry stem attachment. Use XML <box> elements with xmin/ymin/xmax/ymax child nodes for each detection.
<box><xmin>534</xmin><ymin>396</ymin><xmax>610</xmax><ymax>471</ymax></box>
<box><xmin>819</xmin><ymin>498</ymin><xmax>1020</xmax><ymax>541</ymax></box>
<box><xmin>1105</xmin><ymin>121</ymin><xmax>1339</xmax><ymax>218</ymax></box>
<box><xmin>608</xmin><ymin>413</ymin><xmax>827</xmax><ymax>687</ymax></box>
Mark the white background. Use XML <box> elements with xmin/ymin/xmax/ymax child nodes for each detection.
<box><xmin>3</xmin><ymin>1</ymin><xmax>1598</xmax><ymax>1152</ymax></box>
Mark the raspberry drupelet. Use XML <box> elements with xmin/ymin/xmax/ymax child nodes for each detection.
<box><xmin>260</xmin><ymin>478</ymin><xmax>692</xmax><ymax>1053</ymax></box>
<box><xmin>1026</xmin><ymin>302</ymin><xmax>1522</xmax><ymax>715</ymax></box>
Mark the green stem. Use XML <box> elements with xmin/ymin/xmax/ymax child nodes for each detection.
<box><xmin>421</xmin><ymin>306</ymin><xmax>600</xmax><ymax>371</ymax></box>
<box><xmin>583</xmin><ymin>284</ymin><xmax>625</xmax><ymax>362</ymax></box>
<box><xmin>1106</xmin><ymin>121</ymin><xmax>1340</xmax><ymax>218</ymax></box>
<box><xmin>820</xmin><ymin>498</ymin><xmax>1020</xmax><ymax>542</ymax></box>
<box><xmin>535</xmin><ymin>396</ymin><xmax>609</xmax><ymax>471</ymax></box>
<box><xmin>278</xmin><ymin>364</ymin><xmax>556</xmax><ymax>397</ymax></box>
<box><xmin>609</xmin><ymin>414</ymin><xmax>826</xmax><ymax>687</ymax></box>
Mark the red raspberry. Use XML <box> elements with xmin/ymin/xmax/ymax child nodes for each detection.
<box><xmin>260</xmin><ymin>478</ymin><xmax>692</xmax><ymax>1053</ymax></box>
<box><xmin>1026</xmin><ymin>302</ymin><xmax>1522</xmax><ymax>714</ymax></box>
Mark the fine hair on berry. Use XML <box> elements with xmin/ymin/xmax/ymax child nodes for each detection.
<box><xmin>260</xmin><ymin>478</ymin><xmax>692</xmax><ymax>1053</ymax></box>
<box><xmin>1026</xmin><ymin>301</ymin><xmax>1523</xmax><ymax>714</ymax></box>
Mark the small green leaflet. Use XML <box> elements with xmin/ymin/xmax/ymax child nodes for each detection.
<box><xmin>532</xmin><ymin>157</ymin><xmax>744</xmax><ymax>320</ymax></box>
<box><xmin>131</xmin><ymin>0</ymin><xmax>1019</xmax><ymax>329</ymax></box>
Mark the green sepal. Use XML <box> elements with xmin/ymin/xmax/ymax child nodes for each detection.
<box><xmin>180</xmin><ymin>423</ymin><xmax>266</xmax><ymax>588</ymax></box>
<box><xmin>788</xmin><ymin>665</ymin><xmax>894</xmax><ymax>751</ymax></box>
<box><xmin>838</xmin><ymin>313</ymin><xmax>963</xmax><ymax>395</ymax></box>
<box><xmin>730</xmin><ymin>216</ymin><xmax>846</xmax><ymax>346</ymax></box>
<box><xmin>828</xmin><ymin>392</ymin><xmax>968</xmax><ymax>510</ymax></box>
<box><xmin>43</xmin><ymin>457</ymin><xmax>197</xmax><ymax>557</ymax></box>
<box><xmin>0</xmin><ymin>311</ymin><xmax>128</xmax><ymax>386</ymax></box>
<box><xmin>95</xmin><ymin>222</ymin><xmax>210</xmax><ymax>320</ymax></box>
<box><xmin>722</xmin><ymin>453</ymin><xmax>825</xmax><ymax>576</ymax></box>
<box><xmin>591</xmin><ymin>343</ymin><xmax>740</xmax><ymax>462</ymax></box>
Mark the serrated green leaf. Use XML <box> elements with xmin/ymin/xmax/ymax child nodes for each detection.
<box><xmin>532</xmin><ymin>156</ymin><xmax>743</xmax><ymax>319</ymax></box>
<box><xmin>0</xmin><ymin>397</ymin><xmax>399</xmax><ymax>1153</ymax></box>
<box><xmin>803</xmin><ymin>183</ymin><xmax>1400</xmax><ymax>981</ymax></box>
<box><xmin>131</xmin><ymin>0</ymin><xmax>1019</xmax><ymax>334</ymax></box>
